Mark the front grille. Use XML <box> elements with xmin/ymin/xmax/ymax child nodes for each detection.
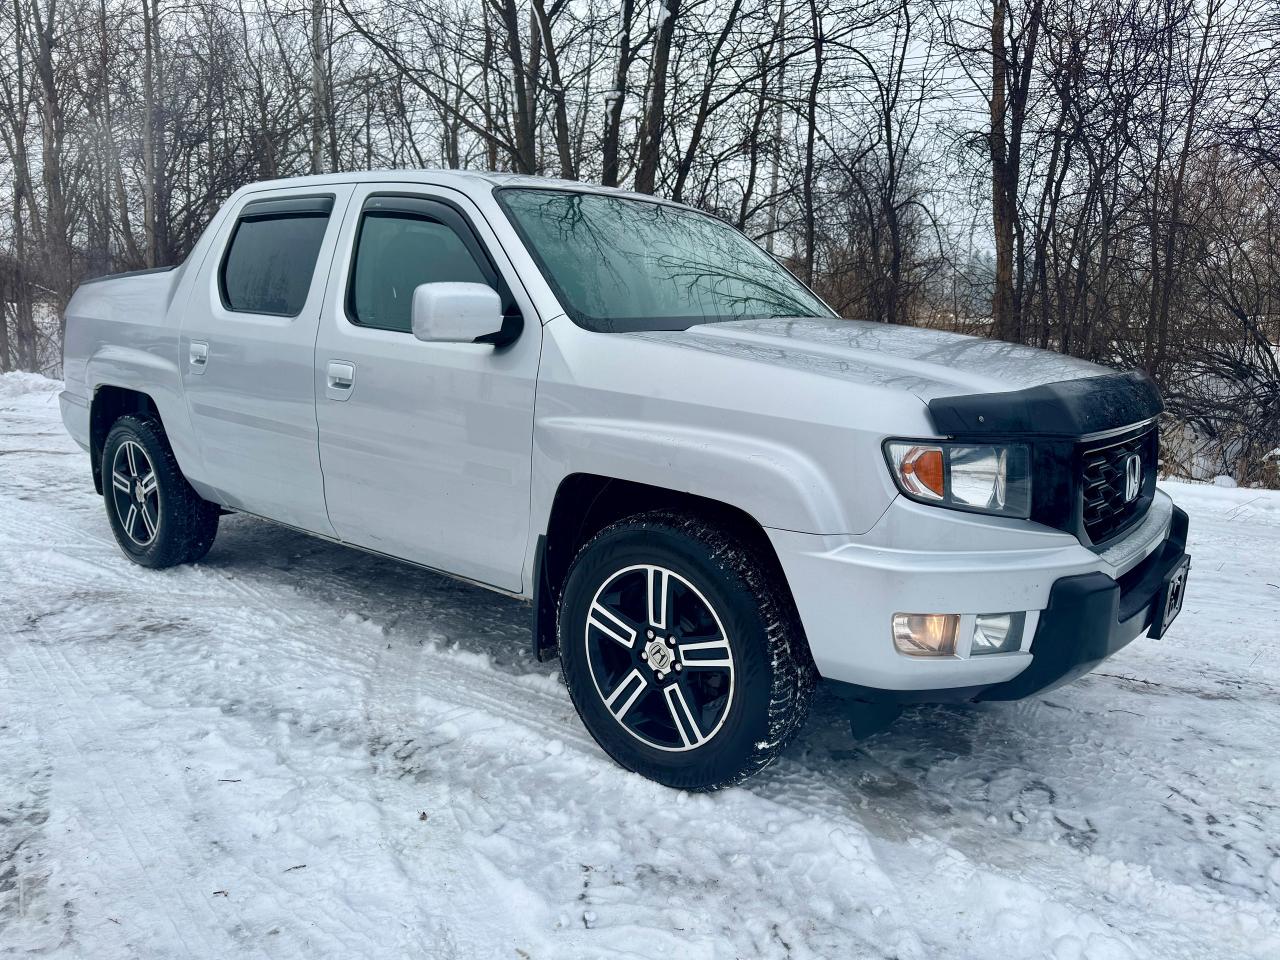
<box><xmin>1079</xmin><ymin>425</ymin><xmax>1157</xmax><ymax>544</ymax></box>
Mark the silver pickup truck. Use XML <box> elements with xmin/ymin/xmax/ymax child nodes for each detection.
<box><xmin>60</xmin><ymin>171</ymin><xmax>1191</xmax><ymax>790</ymax></box>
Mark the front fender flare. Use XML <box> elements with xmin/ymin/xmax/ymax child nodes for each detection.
<box><xmin>534</xmin><ymin>415</ymin><xmax>856</xmax><ymax>535</ymax></box>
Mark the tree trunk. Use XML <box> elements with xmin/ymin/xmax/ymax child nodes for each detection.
<box><xmin>29</xmin><ymin>0</ymin><xmax>74</xmax><ymax>325</ymax></box>
<box><xmin>531</xmin><ymin>0</ymin><xmax>575</xmax><ymax>179</ymax></box>
<box><xmin>634</xmin><ymin>0</ymin><xmax>680</xmax><ymax>194</ymax></box>
<box><xmin>141</xmin><ymin>0</ymin><xmax>159</xmax><ymax>266</ymax></box>
<box><xmin>491</xmin><ymin>0</ymin><xmax>536</xmax><ymax>173</ymax></box>
<box><xmin>738</xmin><ymin>15</ymin><xmax>782</xmax><ymax>230</ymax></box>
<box><xmin>988</xmin><ymin>0</ymin><xmax>1041</xmax><ymax>343</ymax></box>
<box><xmin>311</xmin><ymin>0</ymin><xmax>325</xmax><ymax>175</ymax></box>
<box><xmin>601</xmin><ymin>0</ymin><xmax>635</xmax><ymax>187</ymax></box>
<box><xmin>989</xmin><ymin>0</ymin><xmax>1015</xmax><ymax>341</ymax></box>
<box><xmin>801</xmin><ymin>0</ymin><xmax>823</xmax><ymax>286</ymax></box>
<box><xmin>765</xmin><ymin>2</ymin><xmax>786</xmax><ymax>254</ymax></box>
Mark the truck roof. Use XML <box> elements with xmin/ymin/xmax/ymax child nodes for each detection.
<box><xmin>235</xmin><ymin>169</ymin><xmax>691</xmax><ymax>210</ymax></box>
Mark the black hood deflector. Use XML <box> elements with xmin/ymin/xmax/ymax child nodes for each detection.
<box><xmin>927</xmin><ymin>370</ymin><xmax>1163</xmax><ymax>438</ymax></box>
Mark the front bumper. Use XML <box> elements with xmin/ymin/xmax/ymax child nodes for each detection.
<box><xmin>768</xmin><ymin>490</ymin><xmax>1189</xmax><ymax>700</ymax></box>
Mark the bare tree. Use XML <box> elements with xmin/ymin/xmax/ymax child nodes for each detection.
<box><xmin>0</xmin><ymin>0</ymin><xmax>1275</xmax><ymax>482</ymax></box>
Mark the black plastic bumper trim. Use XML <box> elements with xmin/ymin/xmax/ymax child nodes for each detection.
<box><xmin>977</xmin><ymin>504</ymin><xmax>1189</xmax><ymax>701</ymax></box>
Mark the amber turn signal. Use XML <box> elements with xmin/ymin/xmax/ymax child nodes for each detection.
<box><xmin>898</xmin><ymin>446</ymin><xmax>945</xmax><ymax>499</ymax></box>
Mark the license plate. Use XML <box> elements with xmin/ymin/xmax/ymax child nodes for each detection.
<box><xmin>1149</xmin><ymin>556</ymin><xmax>1190</xmax><ymax>639</ymax></box>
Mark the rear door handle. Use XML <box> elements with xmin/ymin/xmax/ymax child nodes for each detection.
<box><xmin>325</xmin><ymin>360</ymin><xmax>356</xmax><ymax>401</ymax></box>
<box><xmin>189</xmin><ymin>340</ymin><xmax>209</xmax><ymax>374</ymax></box>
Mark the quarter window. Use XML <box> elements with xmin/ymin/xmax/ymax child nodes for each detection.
<box><xmin>219</xmin><ymin>196</ymin><xmax>333</xmax><ymax>317</ymax></box>
<box><xmin>348</xmin><ymin>207</ymin><xmax>493</xmax><ymax>333</ymax></box>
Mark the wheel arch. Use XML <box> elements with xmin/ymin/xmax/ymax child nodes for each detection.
<box><xmin>89</xmin><ymin>386</ymin><xmax>164</xmax><ymax>495</ymax></box>
<box><xmin>531</xmin><ymin>473</ymin><xmax>794</xmax><ymax>662</ymax></box>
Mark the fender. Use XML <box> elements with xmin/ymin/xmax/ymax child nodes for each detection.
<box><xmin>534</xmin><ymin>415</ymin><xmax>848</xmax><ymax>535</ymax></box>
<box><xmin>526</xmin><ymin>314</ymin><xmax>917</xmax><ymax>585</ymax></box>
<box><xmin>66</xmin><ymin>248</ymin><xmax>213</xmax><ymax>500</ymax></box>
<box><xmin>86</xmin><ymin>349</ymin><xmax>208</xmax><ymax>501</ymax></box>
<box><xmin>522</xmin><ymin>401</ymin><xmax>904</xmax><ymax>660</ymax></box>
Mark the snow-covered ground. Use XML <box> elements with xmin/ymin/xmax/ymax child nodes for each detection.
<box><xmin>1</xmin><ymin>372</ymin><xmax>1277</xmax><ymax>960</ymax></box>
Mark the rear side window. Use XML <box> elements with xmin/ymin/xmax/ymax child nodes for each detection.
<box><xmin>220</xmin><ymin>195</ymin><xmax>333</xmax><ymax>317</ymax></box>
<box><xmin>347</xmin><ymin>195</ymin><xmax>503</xmax><ymax>334</ymax></box>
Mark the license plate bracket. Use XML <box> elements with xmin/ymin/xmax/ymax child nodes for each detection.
<box><xmin>1148</xmin><ymin>555</ymin><xmax>1190</xmax><ymax>639</ymax></box>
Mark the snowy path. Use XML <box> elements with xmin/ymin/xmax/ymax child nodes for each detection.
<box><xmin>1</xmin><ymin>372</ymin><xmax>1277</xmax><ymax>959</ymax></box>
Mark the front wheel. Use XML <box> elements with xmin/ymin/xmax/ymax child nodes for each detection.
<box><xmin>101</xmin><ymin>415</ymin><xmax>219</xmax><ymax>568</ymax></box>
<box><xmin>557</xmin><ymin>511</ymin><xmax>815</xmax><ymax>790</ymax></box>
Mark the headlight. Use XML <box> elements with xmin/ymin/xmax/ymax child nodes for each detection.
<box><xmin>884</xmin><ymin>441</ymin><xmax>1031</xmax><ymax>518</ymax></box>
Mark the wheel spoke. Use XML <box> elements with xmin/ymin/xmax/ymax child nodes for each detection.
<box><xmin>123</xmin><ymin>504</ymin><xmax>138</xmax><ymax>539</ymax></box>
<box><xmin>111</xmin><ymin>470</ymin><xmax>131</xmax><ymax>494</ymax></box>
<box><xmin>139</xmin><ymin>502</ymin><xmax>157</xmax><ymax>539</ymax></box>
<box><xmin>138</xmin><ymin>472</ymin><xmax>158</xmax><ymax>496</ymax></box>
<box><xmin>588</xmin><ymin>600</ymin><xmax>637</xmax><ymax>648</ymax></box>
<box><xmin>603</xmin><ymin>669</ymin><xmax>647</xmax><ymax>721</ymax></box>
<box><xmin>677</xmin><ymin>638</ymin><xmax>733</xmax><ymax>670</ymax></box>
<box><xmin>125</xmin><ymin>443</ymin><xmax>138</xmax><ymax>477</ymax></box>
<box><xmin>646</xmin><ymin>566</ymin><xmax>670</xmax><ymax>629</ymax></box>
<box><xmin>662</xmin><ymin>682</ymin><xmax>704</xmax><ymax>748</ymax></box>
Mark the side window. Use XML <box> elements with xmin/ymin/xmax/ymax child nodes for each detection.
<box><xmin>220</xmin><ymin>195</ymin><xmax>333</xmax><ymax>317</ymax></box>
<box><xmin>347</xmin><ymin>197</ymin><xmax>499</xmax><ymax>334</ymax></box>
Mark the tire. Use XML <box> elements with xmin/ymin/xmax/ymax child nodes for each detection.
<box><xmin>101</xmin><ymin>414</ymin><xmax>219</xmax><ymax>568</ymax></box>
<box><xmin>557</xmin><ymin>510</ymin><xmax>816</xmax><ymax>791</ymax></box>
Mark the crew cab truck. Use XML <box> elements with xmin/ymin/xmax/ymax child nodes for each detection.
<box><xmin>60</xmin><ymin>171</ymin><xmax>1191</xmax><ymax>790</ymax></box>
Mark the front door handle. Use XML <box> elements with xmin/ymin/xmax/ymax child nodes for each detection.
<box><xmin>189</xmin><ymin>340</ymin><xmax>209</xmax><ymax>374</ymax></box>
<box><xmin>325</xmin><ymin>360</ymin><xmax>356</xmax><ymax>401</ymax></box>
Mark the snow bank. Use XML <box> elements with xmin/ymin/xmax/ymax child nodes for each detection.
<box><xmin>0</xmin><ymin>371</ymin><xmax>62</xmax><ymax>399</ymax></box>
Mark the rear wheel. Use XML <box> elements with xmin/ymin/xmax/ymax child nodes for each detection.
<box><xmin>102</xmin><ymin>415</ymin><xmax>219</xmax><ymax>568</ymax></box>
<box><xmin>557</xmin><ymin>511</ymin><xmax>815</xmax><ymax>790</ymax></box>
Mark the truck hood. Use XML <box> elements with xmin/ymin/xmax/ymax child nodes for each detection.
<box><xmin>627</xmin><ymin>316</ymin><xmax>1112</xmax><ymax>401</ymax></box>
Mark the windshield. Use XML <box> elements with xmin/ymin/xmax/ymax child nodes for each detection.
<box><xmin>496</xmin><ymin>188</ymin><xmax>834</xmax><ymax>332</ymax></box>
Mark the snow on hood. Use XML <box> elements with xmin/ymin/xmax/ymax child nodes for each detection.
<box><xmin>629</xmin><ymin>317</ymin><xmax>1115</xmax><ymax>401</ymax></box>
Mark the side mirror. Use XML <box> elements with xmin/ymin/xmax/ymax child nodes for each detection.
<box><xmin>410</xmin><ymin>282</ymin><xmax>507</xmax><ymax>344</ymax></box>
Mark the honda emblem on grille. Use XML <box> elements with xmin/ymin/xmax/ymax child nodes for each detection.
<box><xmin>1124</xmin><ymin>453</ymin><xmax>1143</xmax><ymax>502</ymax></box>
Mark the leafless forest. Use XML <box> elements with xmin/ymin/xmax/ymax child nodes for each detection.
<box><xmin>1</xmin><ymin>0</ymin><xmax>1277</xmax><ymax>481</ymax></box>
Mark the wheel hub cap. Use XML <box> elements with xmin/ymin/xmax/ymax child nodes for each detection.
<box><xmin>644</xmin><ymin>637</ymin><xmax>673</xmax><ymax>673</ymax></box>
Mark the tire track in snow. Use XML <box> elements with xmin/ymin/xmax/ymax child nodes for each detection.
<box><xmin>7</xmin><ymin>623</ymin><xmax>249</xmax><ymax>958</ymax></box>
<box><xmin>4</xmin><ymin>582</ymin><xmax>491</xmax><ymax>957</ymax></box>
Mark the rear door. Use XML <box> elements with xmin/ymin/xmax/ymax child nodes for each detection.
<box><xmin>313</xmin><ymin>183</ymin><xmax>541</xmax><ymax>592</ymax></box>
<box><xmin>180</xmin><ymin>186</ymin><xmax>354</xmax><ymax>534</ymax></box>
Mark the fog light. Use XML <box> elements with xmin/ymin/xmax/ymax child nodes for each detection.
<box><xmin>972</xmin><ymin>612</ymin><xmax>1026</xmax><ymax>655</ymax></box>
<box><xmin>892</xmin><ymin>613</ymin><xmax>959</xmax><ymax>657</ymax></box>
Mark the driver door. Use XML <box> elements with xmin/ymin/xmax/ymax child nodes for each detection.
<box><xmin>313</xmin><ymin>184</ymin><xmax>541</xmax><ymax>592</ymax></box>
